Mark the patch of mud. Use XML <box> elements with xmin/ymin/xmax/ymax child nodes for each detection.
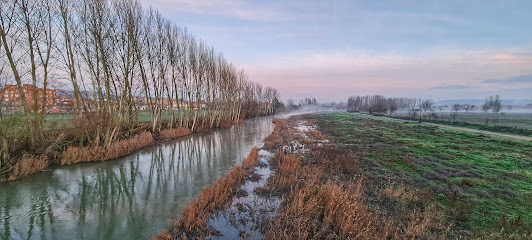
<box><xmin>206</xmin><ymin>150</ymin><xmax>280</xmax><ymax>240</ymax></box>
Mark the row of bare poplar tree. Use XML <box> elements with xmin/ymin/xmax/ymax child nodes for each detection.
<box><xmin>0</xmin><ymin>0</ymin><xmax>281</xmax><ymax>154</ymax></box>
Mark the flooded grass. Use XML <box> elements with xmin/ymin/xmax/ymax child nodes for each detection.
<box><xmin>154</xmin><ymin>147</ymin><xmax>261</xmax><ymax>239</ymax></box>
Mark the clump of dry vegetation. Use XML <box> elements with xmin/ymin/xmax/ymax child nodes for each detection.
<box><xmin>241</xmin><ymin>147</ymin><xmax>259</xmax><ymax>171</ymax></box>
<box><xmin>263</xmin><ymin>119</ymin><xmax>289</xmax><ymax>150</ymax></box>
<box><xmin>232</xmin><ymin>119</ymin><xmax>245</xmax><ymax>124</ymax></box>
<box><xmin>9</xmin><ymin>154</ymin><xmax>48</xmax><ymax>180</ymax></box>
<box><xmin>173</xmin><ymin>166</ymin><xmax>245</xmax><ymax>234</ymax></box>
<box><xmin>154</xmin><ymin>147</ymin><xmax>260</xmax><ymax>239</ymax></box>
<box><xmin>61</xmin><ymin>131</ymin><xmax>154</xmax><ymax>165</ymax></box>
<box><xmin>159</xmin><ymin>127</ymin><xmax>192</xmax><ymax>141</ymax></box>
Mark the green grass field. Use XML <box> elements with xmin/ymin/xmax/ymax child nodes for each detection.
<box><xmin>315</xmin><ymin>113</ymin><xmax>532</xmax><ymax>237</ymax></box>
<box><xmin>37</xmin><ymin>110</ymin><xmax>205</xmax><ymax>129</ymax></box>
<box><xmin>394</xmin><ymin>111</ymin><xmax>532</xmax><ymax>130</ymax></box>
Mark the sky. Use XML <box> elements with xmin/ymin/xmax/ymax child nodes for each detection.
<box><xmin>139</xmin><ymin>0</ymin><xmax>532</xmax><ymax>102</ymax></box>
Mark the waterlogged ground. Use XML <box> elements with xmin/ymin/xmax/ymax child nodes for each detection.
<box><xmin>0</xmin><ymin>116</ymin><xmax>277</xmax><ymax>240</ymax></box>
<box><xmin>207</xmin><ymin>150</ymin><xmax>280</xmax><ymax>240</ymax></box>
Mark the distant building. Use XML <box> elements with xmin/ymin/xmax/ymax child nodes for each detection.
<box><xmin>0</xmin><ymin>84</ymin><xmax>57</xmax><ymax>113</ymax></box>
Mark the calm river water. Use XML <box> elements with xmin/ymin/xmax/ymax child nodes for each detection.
<box><xmin>0</xmin><ymin>114</ymin><xmax>289</xmax><ymax>240</ymax></box>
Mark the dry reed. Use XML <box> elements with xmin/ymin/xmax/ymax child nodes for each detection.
<box><xmin>61</xmin><ymin>131</ymin><xmax>154</xmax><ymax>165</ymax></box>
<box><xmin>232</xmin><ymin>119</ymin><xmax>244</xmax><ymax>124</ymax></box>
<box><xmin>159</xmin><ymin>127</ymin><xmax>192</xmax><ymax>141</ymax></box>
<box><xmin>170</xmin><ymin>166</ymin><xmax>245</xmax><ymax>237</ymax></box>
<box><xmin>264</xmin><ymin>167</ymin><xmax>396</xmax><ymax>239</ymax></box>
<box><xmin>263</xmin><ymin>119</ymin><xmax>288</xmax><ymax>150</ymax></box>
<box><xmin>9</xmin><ymin>154</ymin><xmax>48</xmax><ymax>180</ymax></box>
<box><xmin>241</xmin><ymin>147</ymin><xmax>259</xmax><ymax>171</ymax></box>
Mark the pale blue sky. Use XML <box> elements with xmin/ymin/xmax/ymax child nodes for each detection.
<box><xmin>140</xmin><ymin>0</ymin><xmax>532</xmax><ymax>101</ymax></box>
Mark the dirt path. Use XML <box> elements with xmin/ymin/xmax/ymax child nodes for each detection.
<box><xmin>366</xmin><ymin>114</ymin><xmax>532</xmax><ymax>141</ymax></box>
<box><xmin>424</xmin><ymin>122</ymin><xmax>532</xmax><ymax>141</ymax></box>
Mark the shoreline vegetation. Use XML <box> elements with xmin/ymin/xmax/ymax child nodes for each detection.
<box><xmin>156</xmin><ymin>113</ymin><xmax>532</xmax><ymax>239</ymax></box>
<box><xmin>0</xmin><ymin>0</ymin><xmax>284</xmax><ymax>182</ymax></box>
<box><xmin>1</xmin><ymin>117</ymin><xmax>251</xmax><ymax>182</ymax></box>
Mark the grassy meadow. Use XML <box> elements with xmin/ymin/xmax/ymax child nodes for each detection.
<box><xmin>315</xmin><ymin>113</ymin><xmax>532</xmax><ymax>237</ymax></box>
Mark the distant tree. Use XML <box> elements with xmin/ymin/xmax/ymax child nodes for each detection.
<box><xmin>481</xmin><ymin>102</ymin><xmax>490</xmax><ymax>112</ymax></box>
<box><xmin>420</xmin><ymin>99</ymin><xmax>434</xmax><ymax>112</ymax></box>
<box><xmin>420</xmin><ymin>99</ymin><xmax>434</xmax><ymax>120</ymax></box>
<box><xmin>491</xmin><ymin>95</ymin><xmax>502</xmax><ymax>113</ymax></box>
<box><xmin>451</xmin><ymin>104</ymin><xmax>462</xmax><ymax>112</ymax></box>
<box><xmin>462</xmin><ymin>104</ymin><xmax>475</xmax><ymax>112</ymax></box>
<box><xmin>483</xmin><ymin>95</ymin><xmax>502</xmax><ymax>113</ymax></box>
<box><xmin>286</xmin><ymin>98</ymin><xmax>295</xmax><ymax>108</ymax></box>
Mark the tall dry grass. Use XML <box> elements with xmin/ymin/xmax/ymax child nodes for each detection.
<box><xmin>232</xmin><ymin>119</ymin><xmax>244</xmax><ymax>124</ymax></box>
<box><xmin>175</xmin><ymin>166</ymin><xmax>245</xmax><ymax>233</ymax></box>
<box><xmin>159</xmin><ymin>127</ymin><xmax>192</xmax><ymax>141</ymax></box>
<box><xmin>264</xmin><ymin>180</ymin><xmax>395</xmax><ymax>239</ymax></box>
<box><xmin>61</xmin><ymin>131</ymin><xmax>154</xmax><ymax>165</ymax></box>
<box><xmin>241</xmin><ymin>147</ymin><xmax>259</xmax><ymax>171</ymax></box>
<box><xmin>263</xmin><ymin>119</ymin><xmax>288</xmax><ymax>150</ymax></box>
<box><xmin>264</xmin><ymin>151</ymin><xmax>447</xmax><ymax>239</ymax></box>
<box><xmin>9</xmin><ymin>154</ymin><xmax>48</xmax><ymax>180</ymax></box>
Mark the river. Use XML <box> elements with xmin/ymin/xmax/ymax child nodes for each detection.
<box><xmin>0</xmin><ymin>114</ymin><xmax>291</xmax><ymax>240</ymax></box>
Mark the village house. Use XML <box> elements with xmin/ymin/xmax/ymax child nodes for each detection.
<box><xmin>0</xmin><ymin>84</ymin><xmax>57</xmax><ymax>114</ymax></box>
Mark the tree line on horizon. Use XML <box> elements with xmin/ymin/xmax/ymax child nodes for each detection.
<box><xmin>347</xmin><ymin>94</ymin><xmax>505</xmax><ymax>116</ymax></box>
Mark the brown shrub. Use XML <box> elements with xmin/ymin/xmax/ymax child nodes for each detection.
<box><xmin>232</xmin><ymin>119</ymin><xmax>244</xmax><ymax>124</ymax></box>
<box><xmin>241</xmin><ymin>147</ymin><xmax>259</xmax><ymax>171</ymax></box>
<box><xmin>460</xmin><ymin>179</ymin><xmax>474</xmax><ymax>187</ymax></box>
<box><xmin>9</xmin><ymin>154</ymin><xmax>48</xmax><ymax>180</ymax></box>
<box><xmin>61</xmin><ymin>131</ymin><xmax>154</xmax><ymax>165</ymax></box>
<box><xmin>159</xmin><ymin>127</ymin><xmax>192</xmax><ymax>141</ymax></box>
<box><xmin>402</xmin><ymin>156</ymin><xmax>416</xmax><ymax>170</ymax></box>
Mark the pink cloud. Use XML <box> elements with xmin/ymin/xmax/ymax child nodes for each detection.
<box><xmin>240</xmin><ymin>49</ymin><xmax>532</xmax><ymax>101</ymax></box>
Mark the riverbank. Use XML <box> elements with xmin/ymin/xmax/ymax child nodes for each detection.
<box><xmin>1</xmin><ymin>118</ymin><xmax>248</xmax><ymax>182</ymax></box>
<box><xmin>157</xmin><ymin>113</ymin><xmax>532</xmax><ymax>239</ymax></box>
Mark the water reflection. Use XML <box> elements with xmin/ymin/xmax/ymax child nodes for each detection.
<box><xmin>0</xmin><ymin>116</ymin><xmax>275</xmax><ymax>240</ymax></box>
